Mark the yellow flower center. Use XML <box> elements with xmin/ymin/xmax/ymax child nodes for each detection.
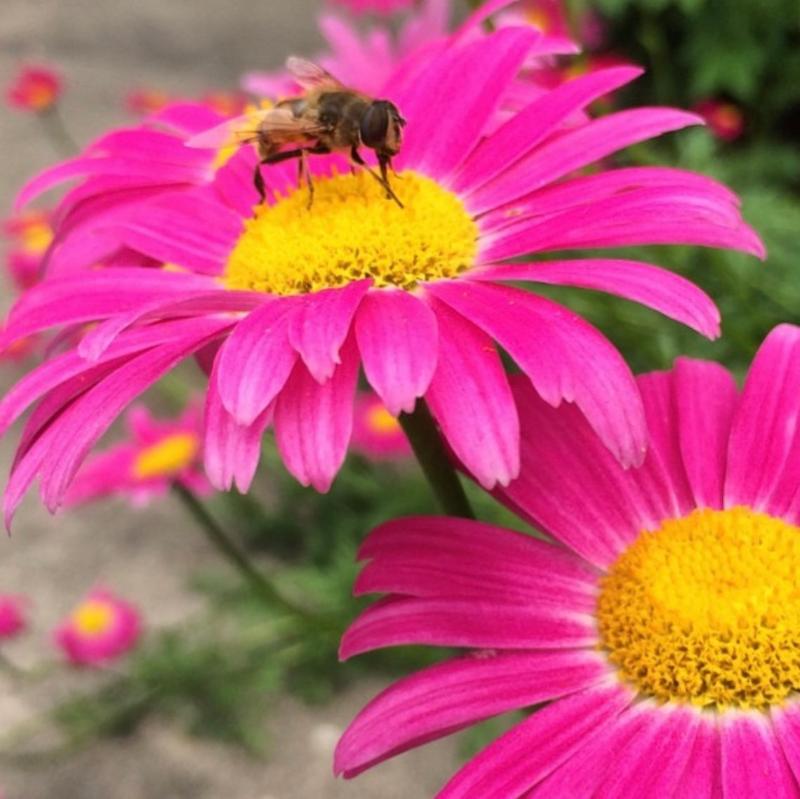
<box><xmin>224</xmin><ymin>171</ymin><xmax>478</xmax><ymax>296</ymax></box>
<box><xmin>597</xmin><ymin>507</ymin><xmax>800</xmax><ymax>710</ymax></box>
<box><xmin>72</xmin><ymin>601</ymin><xmax>114</xmax><ymax>637</ymax></box>
<box><xmin>19</xmin><ymin>219</ymin><xmax>53</xmax><ymax>255</ymax></box>
<box><xmin>366</xmin><ymin>405</ymin><xmax>400</xmax><ymax>435</ymax></box>
<box><xmin>132</xmin><ymin>433</ymin><xmax>199</xmax><ymax>480</ymax></box>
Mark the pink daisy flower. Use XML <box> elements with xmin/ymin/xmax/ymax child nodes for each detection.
<box><xmin>64</xmin><ymin>402</ymin><xmax>210</xmax><ymax>508</ymax></box>
<box><xmin>337</xmin><ymin>323</ymin><xmax>800</xmax><ymax>797</ymax></box>
<box><xmin>351</xmin><ymin>393</ymin><xmax>411</xmax><ymax>461</ymax></box>
<box><xmin>54</xmin><ymin>588</ymin><xmax>141</xmax><ymax>667</ymax></box>
<box><xmin>0</xmin><ymin>595</ymin><xmax>28</xmax><ymax>640</ymax></box>
<box><xmin>2</xmin><ymin>209</ymin><xmax>53</xmax><ymax>292</ymax></box>
<box><xmin>0</xmin><ymin>28</ymin><xmax>762</xmax><ymax>523</ymax></box>
<box><xmin>6</xmin><ymin>64</ymin><xmax>63</xmax><ymax>113</ymax></box>
<box><xmin>327</xmin><ymin>0</ymin><xmax>418</xmax><ymax>15</ymax></box>
<box><xmin>694</xmin><ymin>99</ymin><xmax>745</xmax><ymax>142</ymax></box>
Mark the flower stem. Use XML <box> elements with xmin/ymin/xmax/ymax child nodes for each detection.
<box><xmin>171</xmin><ymin>483</ymin><xmax>314</xmax><ymax>621</ymax></box>
<box><xmin>39</xmin><ymin>106</ymin><xmax>79</xmax><ymax>157</ymax></box>
<box><xmin>399</xmin><ymin>400</ymin><xmax>475</xmax><ymax>519</ymax></box>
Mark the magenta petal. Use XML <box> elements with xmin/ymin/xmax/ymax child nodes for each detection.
<box><xmin>424</xmin><ymin>297</ymin><xmax>519</xmax><ymax>489</ymax></box>
<box><xmin>335</xmin><ymin>650</ymin><xmax>607</xmax><ymax>778</ymax></box>
<box><xmin>204</xmin><ymin>357</ymin><xmax>272</xmax><ymax>492</ymax></box>
<box><xmin>453</xmin><ymin>66</ymin><xmax>643</xmax><ymax>194</ymax></box>
<box><xmin>428</xmin><ymin>280</ymin><xmax>646</xmax><ymax>469</ymax></box>
<box><xmin>438</xmin><ymin>684</ymin><xmax>632</xmax><ymax>799</ymax></box>
<box><xmin>674</xmin><ymin>358</ymin><xmax>738</xmax><ymax>510</ymax></box>
<box><xmin>354</xmin><ymin>289</ymin><xmax>438</xmax><ymax>415</ymax></box>
<box><xmin>673</xmin><ymin>715</ymin><xmax>722</xmax><ymax>799</ymax></box>
<box><xmin>721</xmin><ymin>712</ymin><xmax>796</xmax><ymax>799</ymax></box>
<box><xmin>215</xmin><ymin>299</ymin><xmax>297</xmax><ymax>425</ymax></box>
<box><xmin>339</xmin><ymin>595</ymin><xmax>596</xmax><ymax>660</ymax></box>
<box><xmin>356</xmin><ymin>517</ymin><xmax>598</xmax><ymax>609</ymax></box>
<box><xmin>724</xmin><ymin>324</ymin><xmax>800</xmax><ymax>517</ymax></box>
<box><xmin>274</xmin><ymin>335</ymin><xmax>359</xmax><ymax>491</ymax></box>
<box><xmin>474</xmin><ymin>259</ymin><xmax>720</xmax><ymax>339</ymax></box>
<box><xmin>467</xmin><ymin>107</ymin><xmax>702</xmax><ymax>213</ymax></box>
<box><xmin>287</xmin><ymin>280</ymin><xmax>370</xmax><ymax>383</ymax></box>
<box><xmin>772</xmin><ymin>703</ymin><xmax>800</xmax><ymax>788</ymax></box>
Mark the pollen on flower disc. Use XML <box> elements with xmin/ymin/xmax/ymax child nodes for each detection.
<box><xmin>224</xmin><ymin>171</ymin><xmax>478</xmax><ymax>296</ymax></box>
<box><xmin>597</xmin><ymin>506</ymin><xmax>800</xmax><ymax>709</ymax></box>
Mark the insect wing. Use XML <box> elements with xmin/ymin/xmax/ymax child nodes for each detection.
<box><xmin>184</xmin><ymin>111</ymin><xmax>269</xmax><ymax>149</ymax></box>
<box><xmin>285</xmin><ymin>56</ymin><xmax>344</xmax><ymax>91</ymax></box>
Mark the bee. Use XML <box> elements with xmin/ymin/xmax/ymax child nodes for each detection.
<box><xmin>188</xmin><ymin>57</ymin><xmax>406</xmax><ymax>209</ymax></box>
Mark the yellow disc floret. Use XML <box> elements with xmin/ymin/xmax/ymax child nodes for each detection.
<box><xmin>367</xmin><ymin>405</ymin><xmax>401</xmax><ymax>435</ymax></box>
<box><xmin>132</xmin><ymin>433</ymin><xmax>199</xmax><ymax>480</ymax></box>
<box><xmin>597</xmin><ymin>506</ymin><xmax>800</xmax><ymax>709</ymax></box>
<box><xmin>224</xmin><ymin>171</ymin><xmax>478</xmax><ymax>296</ymax></box>
<box><xmin>73</xmin><ymin>601</ymin><xmax>114</xmax><ymax>637</ymax></box>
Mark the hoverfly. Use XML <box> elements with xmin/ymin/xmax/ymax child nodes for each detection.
<box><xmin>188</xmin><ymin>57</ymin><xmax>406</xmax><ymax>209</ymax></box>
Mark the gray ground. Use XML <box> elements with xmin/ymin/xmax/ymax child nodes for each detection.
<box><xmin>0</xmin><ymin>2</ymin><xmax>457</xmax><ymax>796</ymax></box>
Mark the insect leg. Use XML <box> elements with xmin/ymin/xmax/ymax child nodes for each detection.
<box><xmin>253</xmin><ymin>165</ymin><xmax>267</xmax><ymax>207</ymax></box>
<box><xmin>350</xmin><ymin>148</ymin><xmax>404</xmax><ymax>209</ymax></box>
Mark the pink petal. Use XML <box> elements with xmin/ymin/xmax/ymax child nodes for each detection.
<box><xmin>724</xmin><ymin>324</ymin><xmax>800</xmax><ymax>516</ymax></box>
<box><xmin>354</xmin><ymin>289</ymin><xmax>438</xmax><ymax>415</ymax></box>
<box><xmin>474</xmin><ymin>259</ymin><xmax>720</xmax><ymax>339</ymax></box>
<box><xmin>401</xmin><ymin>27</ymin><xmax>538</xmax><ymax>179</ymax></box>
<box><xmin>453</xmin><ymin>66</ymin><xmax>643</xmax><ymax>194</ymax></box>
<box><xmin>287</xmin><ymin>281</ymin><xmax>371</xmax><ymax>383</ymax></box>
<box><xmin>274</xmin><ymin>335</ymin><xmax>359</xmax><ymax>491</ymax></box>
<box><xmin>721</xmin><ymin>712</ymin><xmax>796</xmax><ymax>799</ymax></box>
<box><xmin>335</xmin><ymin>650</ymin><xmax>607</xmax><ymax>778</ymax></box>
<box><xmin>356</xmin><ymin>517</ymin><xmax>598</xmax><ymax>610</ymax></box>
<box><xmin>339</xmin><ymin>595</ymin><xmax>597</xmax><ymax>660</ymax></box>
<box><xmin>674</xmin><ymin>714</ymin><xmax>722</xmax><ymax>799</ymax></box>
<box><xmin>437</xmin><ymin>683</ymin><xmax>632</xmax><ymax>799</ymax></box>
<box><xmin>674</xmin><ymin>357</ymin><xmax>738</xmax><ymax>509</ymax></box>
<box><xmin>771</xmin><ymin>702</ymin><xmax>800</xmax><ymax>789</ymax></box>
<box><xmin>423</xmin><ymin>297</ymin><xmax>519</xmax><ymax>489</ymax></box>
<box><xmin>467</xmin><ymin>108</ymin><xmax>703</xmax><ymax>214</ymax></box>
<box><xmin>215</xmin><ymin>299</ymin><xmax>297</xmax><ymax>425</ymax></box>
<box><xmin>212</xmin><ymin>147</ymin><xmax>260</xmax><ymax>217</ymax></box>
<box><xmin>428</xmin><ymin>280</ymin><xmax>646</xmax><ymax>469</ymax></box>
<box><xmin>204</xmin><ymin>357</ymin><xmax>273</xmax><ymax>492</ymax></box>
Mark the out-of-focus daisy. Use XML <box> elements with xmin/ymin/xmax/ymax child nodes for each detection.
<box><xmin>126</xmin><ymin>88</ymin><xmax>172</xmax><ymax>117</ymax></box>
<box><xmin>694</xmin><ymin>99</ymin><xmax>745</xmax><ymax>142</ymax></box>
<box><xmin>337</xmin><ymin>324</ymin><xmax>800</xmax><ymax>797</ymax></box>
<box><xmin>328</xmin><ymin>0</ymin><xmax>418</xmax><ymax>15</ymax></box>
<box><xmin>1</xmin><ymin>29</ymin><xmax>762</xmax><ymax>522</ymax></box>
<box><xmin>351</xmin><ymin>393</ymin><xmax>411</xmax><ymax>461</ymax></box>
<box><xmin>0</xmin><ymin>595</ymin><xmax>28</xmax><ymax>640</ymax></box>
<box><xmin>6</xmin><ymin>65</ymin><xmax>63</xmax><ymax>113</ymax></box>
<box><xmin>2</xmin><ymin>209</ymin><xmax>53</xmax><ymax>292</ymax></box>
<box><xmin>64</xmin><ymin>403</ymin><xmax>209</xmax><ymax>508</ymax></box>
<box><xmin>55</xmin><ymin>588</ymin><xmax>141</xmax><ymax>667</ymax></box>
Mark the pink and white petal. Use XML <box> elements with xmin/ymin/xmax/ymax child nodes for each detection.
<box><xmin>674</xmin><ymin>358</ymin><xmax>738</xmax><ymax>510</ymax></box>
<box><xmin>339</xmin><ymin>595</ymin><xmax>597</xmax><ymax>660</ymax></box>
<box><xmin>674</xmin><ymin>714</ymin><xmax>723</xmax><ymax>799</ymax></box>
<box><xmin>287</xmin><ymin>281</ymin><xmax>371</xmax><ymax>383</ymax></box>
<box><xmin>63</xmin><ymin>446</ymin><xmax>138</xmax><ymax>507</ymax></box>
<box><xmin>724</xmin><ymin>324</ymin><xmax>800</xmax><ymax>516</ymax></box>
<box><xmin>274</xmin><ymin>336</ymin><xmax>359</xmax><ymax>491</ymax></box>
<box><xmin>437</xmin><ymin>682</ymin><xmax>633</xmax><ymax>799</ymax></box>
<box><xmin>593</xmin><ymin>704</ymin><xmax>700</xmax><ymax>798</ymax></box>
<box><xmin>211</xmin><ymin>147</ymin><xmax>261</xmax><ymax>217</ymax></box>
<box><xmin>204</xmin><ymin>360</ymin><xmax>273</xmax><ymax>493</ymax></box>
<box><xmin>474</xmin><ymin>259</ymin><xmax>720</xmax><ymax>339</ymax></box>
<box><xmin>401</xmin><ymin>27</ymin><xmax>538</xmax><ymax>179</ymax></box>
<box><xmin>771</xmin><ymin>702</ymin><xmax>800</xmax><ymax>789</ymax></box>
<box><xmin>453</xmin><ymin>67</ymin><xmax>643</xmax><ymax>194</ymax></box>
<box><xmin>428</xmin><ymin>280</ymin><xmax>646</xmax><ymax>469</ymax></box>
<box><xmin>354</xmin><ymin>289</ymin><xmax>438</xmax><ymax>415</ymax></box>
<box><xmin>423</xmin><ymin>297</ymin><xmax>519</xmax><ymax>489</ymax></box>
<box><xmin>215</xmin><ymin>299</ymin><xmax>297</xmax><ymax>425</ymax></box>
<box><xmin>467</xmin><ymin>108</ymin><xmax>702</xmax><ymax>214</ymax></box>
<box><xmin>720</xmin><ymin>711</ymin><xmax>796</xmax><ymax>799</ymax></box>
<box><xmin>356</xmin><ymin>518</ymin><xmax>597</xmax><ymax>610</ymax></box>
<box><xmin>335</xmin><ymin>649</ymin><xmax>608</xmax><ymax>778</ymax></box>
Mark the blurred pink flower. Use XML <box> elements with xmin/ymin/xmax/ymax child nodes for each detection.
<box><xmin>54</xmin><ymin>588</ymin><xmax>141</xmax><ymax>667</ymax></box>
<box><xmin>694</xmin><ymin>99</ymin><xmax>745</xmax><ymax>142</ymax></box>
<box><xmin>6</xmin><ymin>65</ymin><xmax>63</xmax><ymax>113</ymax></box>
<box><xmin>351</xmin><ymin>393</ymin><xmax>411</xmax><ymax>461</ymax></box>
<box><xmin>337</xmin><ymin>324</ymin><xmax>800</xmax><ymax>796</ymax></box>
<box><xmin>0</xmin><ymin>595</ymin><xmax>28</xmax><ymax>640</ymax></box>
<box><xmin>2</xmin><ymin>209</ymin><xmax>53</xmax><ymax>292</ymax></box>
<box><xmin>328</xmin><ymin>0</ymin><xmax>417</xmax><ymax>15</ymax></box>
<box><xmin>64</xmin><ymin>402</ymin><xmax>210</xmax><ymax>508</ymax></box>
<box><xmin>126</xmin><ymin>88</ymin><xmax>172</xmax><ymax>116</ymax></box>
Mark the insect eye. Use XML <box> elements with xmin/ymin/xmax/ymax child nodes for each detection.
<box><xmin>360</xmin><ymin>102</ymin><xmax>390</xmax><ymax>148</ymax></box>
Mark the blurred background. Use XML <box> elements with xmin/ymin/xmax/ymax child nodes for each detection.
<box><xmin>0</xmin><ymin>0</ymin><xmax>798</xmax><ymax>796</ymax></box>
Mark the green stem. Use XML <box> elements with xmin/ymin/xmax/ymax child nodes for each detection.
<box><xmin>172</xmin><ymin>484</ymin><xmax>314</xmax><ymax>621</ymax></box>
<box><xmin>39</xmin><ymin>106</ymin><xmax>79</xmax><ymax>157</ymax></box>
<box><xmin>399</xmin><ymin>400</ymin><xmax>475</xmax><ymax>519</ymax></box>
